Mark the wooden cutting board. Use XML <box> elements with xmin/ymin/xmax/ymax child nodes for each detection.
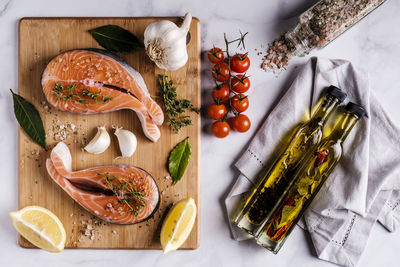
<box><xmin>17</xmin><ymin>17</ymin><xmax>200</xmax><ymax>249</ymax></box>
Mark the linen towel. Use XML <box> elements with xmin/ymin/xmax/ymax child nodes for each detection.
<box><xmin>225</xmin><ymin>57</ymin><xmax>400</xmax><ymax>267</ymax></box>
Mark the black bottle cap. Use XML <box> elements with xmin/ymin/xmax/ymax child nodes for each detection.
<box><xmin>325</xmin><ymin>85</ymin><xmax>347</xmax><ymax>103</ymax></box>
<box><xmin>345</xmin><ymin>102</ymin><xmax>366</xmax><ymax>118</ymax></box>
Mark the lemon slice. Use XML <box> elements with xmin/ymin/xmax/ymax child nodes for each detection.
<box><xmin>9</xmin><ymin>206</ymin><xmax>66</xmax><ymax>252</ymax></box>
<box><xmin>160</xmin><ymin>197</ymin><xmax>197</xmax><ymax>255</ymax></box>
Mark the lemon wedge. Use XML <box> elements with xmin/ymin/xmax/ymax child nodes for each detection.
<box><xmin>160</xmin><ymin>197</ymin><xmax>197</xmax><ymax>255</ymax></box>
<box><xmin>9</xmin><ymin>206</ymin><xmax>66</xmax><ymax>252</ymax></box>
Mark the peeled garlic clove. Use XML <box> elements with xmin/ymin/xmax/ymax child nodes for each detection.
<box><xmin>114</xmin><ymin>127</ymin><xmax>137</xmax><ymax>158</ymax></box>
<box><xmin>84</xmin><ymin>126</ymin><xmax>110</xmax><ymax>154</ymax></box>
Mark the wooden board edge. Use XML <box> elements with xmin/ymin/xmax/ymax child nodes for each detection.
<box><xmin>17</xmin><ymin>17</ymin><xmax>24</xmax><ymax>248</ymax></box>
<box><xmin>194</xmin><ymin>19</ymin><xmax>201</xmax><ymax>250</ymax></box>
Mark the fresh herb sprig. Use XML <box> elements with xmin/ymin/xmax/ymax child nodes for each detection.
<box><xmin>53</xmin><ymin>82</ymin><xmax>113</xmax><ymax>104</ymax></box>
<box><xmin>100</xmin><ymin>173</ymin><xmax>146</xmax><ymax>216</ymax></box>
<box><xmin>157</xmin><ymin>75</ymin><xmax>200</xmax><ymax>133</ymax></box>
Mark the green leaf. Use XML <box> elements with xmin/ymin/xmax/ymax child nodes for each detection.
<box><xmin>10</xmin><ymin>89</ymin><xmax>46</xmax><ymax>150</ymax></box>
<box><xmin>88</xmin><ymin>24</ymin><xmax>144</xmax><ymax>53</ymax></box>
<box><xmin>168</xmin><ymin>138</ymin><xmax>192</xmax><ymax>184</ymax></box>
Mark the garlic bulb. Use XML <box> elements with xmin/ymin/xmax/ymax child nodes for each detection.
<box><xmin>114</xmin><ymin>127</ymin><xmax>137</xmax><ymax>158</ymax></box>
<box><xmin>84</xmin><ymin>126</ymin><xmax>110</xmax><ymax>154</ymax></box>
<box><xmin>144</xmin><ymin>13</ymin><xmax>192</xmax><ymax>71</ymax></box>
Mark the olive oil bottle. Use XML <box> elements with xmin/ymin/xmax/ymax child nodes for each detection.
<box><xmin>232</xmin><ymin>86</ymin><xmax>347</xmax><ymax>236</ymax></box>
<box><xmin>256</xmin><ymin>102</ymin><xmax>366</xmax><ymax>253</ymax></box>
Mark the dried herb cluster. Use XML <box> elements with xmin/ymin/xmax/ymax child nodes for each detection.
<box><xmin>53</xmin><ymin>82</ymin><xmax>113</xmax><ymax>104</ymax></box>
<box><xmin>157</xmin><ymin>75</ymin><xmax>200</xmax><ymax>133</ymax></box>
<box><xmin>100</xmin><ymin>173</ymin><xmax>146</xmax><ymax>216</ymax></box>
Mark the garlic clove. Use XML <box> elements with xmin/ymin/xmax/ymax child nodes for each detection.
<box><xmin>84</xmin><ymin>126</ymin><xmax>111</xmax><ymax>154</ymax></box>
<box><xmin>114</xmin><ymin>127</ymin><xmax>137</xmax><ymax>158</ymax></box>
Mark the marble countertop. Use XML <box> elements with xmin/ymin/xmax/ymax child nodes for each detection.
<box><xmin>1</xmin><ymin>0</ymin><xmax>399</xmax><ymax>266</ymax></box>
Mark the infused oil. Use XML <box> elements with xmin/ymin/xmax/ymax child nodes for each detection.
<box><xmin>232</xmin><ymin>86</ymin><xmax>347</xmax><ymax>236</ymax></box>
<box><xmin>256</xmin><ymin>102</ymin><xmax>366</xmax><ymax>253</ymax></box>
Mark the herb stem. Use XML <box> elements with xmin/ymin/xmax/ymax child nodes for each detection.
<box><xmin>224</xmin><ymin>33</ymin><xmax>234</xmax><ymax>114</ymax></box>
<box><xmin>223</xmin><ymin>32</ymin><xmax>248</xmax><ymax>115</ymax></box>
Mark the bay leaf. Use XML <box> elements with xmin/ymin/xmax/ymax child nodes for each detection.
<box><xmin>168</xmin><ymin>138</ymin><xmax>191</xmax><ymax>184</ymax></box>
<box><xmin>88</xmin><ymin>24</ymin><xmax>144</xmax><ymax>53</ymax></box>
<box><xmin>10</xmin><ymin>89</ymin><xmax>46</xmax><ymax>150</ymax></box>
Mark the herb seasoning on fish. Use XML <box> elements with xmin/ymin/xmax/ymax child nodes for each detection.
<box><xmin>52</xmin><ymin>82</ymin><xmax>113</xmax><ymax>104</ymax></box>
<box><xmin>42</xmin><ymin>49</ymin><xmax>164</xmax><ymax>142</ymax></box>
<box><xmin>47</xmin><ymin>142</ymin><xmax>160</xmax><ymax>224</ymax></box>
<box><xmin>100</xmin><ymin>173</ymin><xmax>146</xmax><ymax>216</ymax></box>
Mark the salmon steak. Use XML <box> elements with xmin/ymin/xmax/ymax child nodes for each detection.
<box><xmin>41</xmin><ymin>49</ymin><xmax>163</xmax><ymax>142</ymax></box>
<box><xmin>46</xmin><ymin>142</ymin><xmax>160</xmax><ymax>224</ymax></box>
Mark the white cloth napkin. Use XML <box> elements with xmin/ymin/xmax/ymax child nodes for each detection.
<box><xmin>225</xmin><ymin>57</ymin><xmax>400</xmax><ymax>267</ymax></box>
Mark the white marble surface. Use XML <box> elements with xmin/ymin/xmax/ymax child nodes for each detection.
<box><xmin>1</xmin><ymin>0</ymin><xmax>400</xmax><ymax>266</ymax></box>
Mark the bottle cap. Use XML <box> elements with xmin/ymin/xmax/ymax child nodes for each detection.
<box><xmin>325</xmin><ymin>85</ymin><xmax>347</xmax><ymax>103</ymax></box>
<box><xmin>345</xmin><ymin>102</ymin><xmax>366</xmax><ymax>118</ymax></box>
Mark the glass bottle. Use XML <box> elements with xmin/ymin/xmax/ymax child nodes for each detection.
<box><xmin>256</xmin><ymin>102</ymin><xmax>366</xmax><ymax>253</ymax></box>
<box><xmin>232</xmin><ymin>86</ymin><xmax>346</xmax><ymax>236</ymax></box>
<box><xmin>285</xmin><ymin>0</ymin><xmax>387</xmax><ymax>56</ymax></box>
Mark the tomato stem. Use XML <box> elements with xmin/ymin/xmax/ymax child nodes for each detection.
<box><xmin>223</xmin><ymin>33</ymin><xmax>234</xmax><ymax>115</ymax></box>
<box><xmin>223</xmin><ymin>32</ymin><xmax>248</xmax><ymax>116</ymax></box>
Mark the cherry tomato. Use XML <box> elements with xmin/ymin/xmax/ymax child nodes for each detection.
<box><xmin>208</xmin><ymin>103</ymin><xmax>227</xmax><ymax>120</ymax></box>
<box><xmin>232</xmin><ymin>114</ymin><xmax>251</xmax><ymax>132</ymax></box>
<box><xmin>212</xmin><ymin>84</ymin><xmax>230</xmax><ymax>103</ymax></box>
<box><xmin>208</xmin><ymin>47</ymin><xmax>224</xmax><ymax>64</ymax></box>
<box><xmin>212</xmin><ymin>62</ymin><xmax>230</xmax><ymax>82</ymax></box>
<box><xmin>231</xmin><ymin>94</ymin><xmax>249</xmax><ymax>113</ymax></box>
<box><xmin>212</xmin><ymin>121</ymin><xmax>230</xmax><ymax>138</ymax></box>
<box><xmin>231</xmin><ymin>75</ymin><xmax>250</xmax><ymax>93</ymax></box>
<box><xmin>230</xmin><ymin>53</ymin><xmax>250</xmax><ymax>73</ymax></box>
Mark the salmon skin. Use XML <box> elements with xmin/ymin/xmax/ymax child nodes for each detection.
<box><xmin>46</xmin><ymin>142</ymin><xmax>160</xmax><ymax>224</ymax></box>
<box><xmin>41</xmin><ymin>49</ymin><xmax>163</xmax><ymax>142</ymax></box>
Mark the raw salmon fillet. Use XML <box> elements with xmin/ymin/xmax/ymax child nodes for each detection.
<box><xmin>41</xmin><ymin>49</ymin><xmax>163</xmax><ymax>142</ymax></box>
<box><xmin>46</xmin><ymin>142</ymin><xmax>160</xmax><ymax>224</ymax></box>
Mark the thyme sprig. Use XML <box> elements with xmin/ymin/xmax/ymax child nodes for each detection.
<box><xmin>100</xmin><ymin>173</ymin><xmax>146</xmax><ymax>216</ymax></box>
<box><xmin>52</xmin><ymin>82</ymin><xmax>113</xmax><ymax>104</ymax></box>
<box><xmin>157</xmin><ymin>75</ymin><xmax>200</xmax><ymax>133</ymax></box>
